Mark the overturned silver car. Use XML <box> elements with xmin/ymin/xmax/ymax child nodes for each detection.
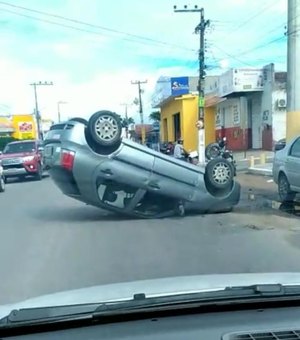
<box><xmin>43</xmin><ymin>110</ymin><xmax>240</xmax><ymax>218</ymax></box>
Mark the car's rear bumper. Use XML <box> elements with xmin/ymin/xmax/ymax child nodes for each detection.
<box><xmin>49</xmin><ymin>167</ymin><xmax>81</xmax><ymax>197</ymax></box>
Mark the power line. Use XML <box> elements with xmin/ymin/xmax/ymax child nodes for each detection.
<box><xmin>0</xmin><ymin>8</ymin><xmax>126</xmax><ymax>39</ymax></box>
<box><xmin>212</xmin><ymin>45</ymin><xmax>254</xmax><ymax>67</ymax></box>
<box><xmin>211</xmin><ymin>34</ymin><xmax>286</xmax><ymax>66</ymax></box>
<box><xmin>0</xmin><ymin>1</ymin><xmax>196</xmax><ymax>52</ymax></box>
<box><xmin>215</xmin><ymin>0</ymin><xmax>279</xmax><ymax>42</ymax></box>
<box><xmin>233</xmin><ymin>0</ymin><xmax>278</xmax><ymax>30</ymax></box>
<box><xmin>232</xmin><ymin>35</ymin><xmax>286</xmax><ymax>58</ymax></box>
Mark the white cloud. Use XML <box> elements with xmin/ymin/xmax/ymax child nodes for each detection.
<box><xmin>220</xmin><ymin>59</ymin><xmax>230</xmax><ymax>69</ymax></box>
<box><xmin>0</xmin><ymin>0</ymin><xmax>287</xmax><ymax>123</ymax></box>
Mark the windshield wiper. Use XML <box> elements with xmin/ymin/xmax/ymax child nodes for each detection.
<box><xmin>2</xmin><ymin>284</ymin><xmax>300</xmax><ymax>330</ymax></box>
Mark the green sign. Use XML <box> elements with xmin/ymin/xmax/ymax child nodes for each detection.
<box><xmin>198</xmin><ymin>97</ymin><xmax>205</xmax><ymax>107</ymax></box>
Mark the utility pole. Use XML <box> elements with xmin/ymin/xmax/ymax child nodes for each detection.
<box><xmin>120</xmin><ymin>103</ymin><xmax>129</xmax><ymax>138</ymax></box>
<box><xmin>30</xmin><ymin>81</ymin><xmax>53</xmax><ymax>140</ymax></box>
<box><xmin>131</xmin><ymin>80</ymin><xmax>147</xmax><ymax>144</ymax></box>
<box><xmin>57</xmin><ymin>101</ymin><xmax>67</xmax><ymax>123</ymax></box>
<box><xmin>286</xmin><ymin>0</ymin><xmax>300</xmax><ymax>141</ymax></box>
<box><xmin>174</xmin><ymin>5</ymin><xmax>210</xmax><ymax>165</ymax></box>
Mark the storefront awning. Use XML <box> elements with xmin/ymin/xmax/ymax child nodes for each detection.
<box><xmin>205</xmin><ymin>95</ymin><xmax>227</xmax><ymax>108</ymax></box>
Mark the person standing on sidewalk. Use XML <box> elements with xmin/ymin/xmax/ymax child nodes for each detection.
<box><xmin>174</xmin><ymin>138</ymin><xmax>187</xmax><ymax>161</ymax></box>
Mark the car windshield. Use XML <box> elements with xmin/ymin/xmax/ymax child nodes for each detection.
<box><xmin>3</xmin><ymin>142</ymin><xmax>36</xmax><ymax>154</ymax></box>
<box><xmin>1</xmin><ymin>0</ymin><xmax>300</xmax><ymax>326</ymax></box>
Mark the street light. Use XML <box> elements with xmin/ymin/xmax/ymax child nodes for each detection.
<box><xmin>30</xmin><ymin>81</ymin><xmax>53</xmax><ymax>139</ymax></box>
<box><xmin>57</xmin><ymin>101</ymin><xmax>67</xmax><ymax>123</ymax></box>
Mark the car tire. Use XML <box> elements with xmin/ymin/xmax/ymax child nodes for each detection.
<box><xmin>278</xmin><ymin>173</ymin><xmax>295</xmax><ymax>202</ymax></box>
<box><xmin>205</xmin><ymin>158</ymin><xmax>234</xmax><ymax>190</ymax></box>
<box><xmin>87</xmin><ymin>110</ymin><xmax>122</xmax><ymax>148</ymax></box>
<box><xmin>0</xmin><ymin>176</ymin><xmax>5</xmax><ymax>192</ymax></box>
<box><xmin>205</xmin><ymin>143</ymin><xmax>221</xmax><ymax>160</ymax></box>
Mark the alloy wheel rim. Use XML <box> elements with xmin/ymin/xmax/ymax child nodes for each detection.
<box><xmin>212</xmin><ymin>162</ymin><xmax>231</xmax><ymax>184</ymax></box>
<box><xmin>279</xmin><ymin>177</ymin><xmax>288</xmax><ymax>197</ymax></box>
<box><xmin>95</xmin><ymin>115</ymin><xmax>118</xmax><ymax>141</ymax></box>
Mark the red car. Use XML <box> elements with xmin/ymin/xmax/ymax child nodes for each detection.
<box><xmin>0</xmin><ymin>140</ymin><xmax>44</xmax><ymax>182</ymax></box>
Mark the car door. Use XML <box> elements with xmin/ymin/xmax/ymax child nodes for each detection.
<box><xmin>286</xmin><ymin>137</ymin><xmax>300</xmax><ymax>190</ymax></box>
<box><xmin>150</xmin><ymin>154</ymin><xmax>203</xmax><ymax>201</ymax></box>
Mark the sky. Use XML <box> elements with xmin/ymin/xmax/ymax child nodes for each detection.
<box><xmin>0</xmin><ymin>0</ymin><xmax>287</xmax><ymax>123</ymax></box>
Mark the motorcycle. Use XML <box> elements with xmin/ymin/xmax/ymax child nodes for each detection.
<box><xmin>160</xmin><ymin>142</ymin><xmax>174</xmax><ymax>156</ymax></box>
<box><xmin>205</xmin><ymin>137</ymin><xmax>237</xmax><ymax>176</ymax></box>
<box><xmin>182</xmin><ymin>150</ymin><xmax>199</xmax><ymax>164</ymax></box>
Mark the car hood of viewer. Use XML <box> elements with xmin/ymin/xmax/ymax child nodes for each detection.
<box><xmin>1</xmin><ymin>273</ymin><xmax>300</xmax><ymax>318</ymax></box>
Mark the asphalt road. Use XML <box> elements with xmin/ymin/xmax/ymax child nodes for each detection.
<box><xmin>0</xmin><ymin>173</ymin><xmax>300</xmax><ymax>305</ymax></box>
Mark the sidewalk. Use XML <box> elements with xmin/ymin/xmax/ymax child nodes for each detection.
<box><xmin>247</xmin><ymin>163</ymin><xmax>273</xmax><ymax>176</ymax></box>
<box><xmin>234</xmin><ymin>150</ymin><xmax>273</xmax><ymax>176</ymax></box>
<box><xmin>233</xmin><ymin>150</ymin><xmax>274</xmax><ymax>162</ymax></box>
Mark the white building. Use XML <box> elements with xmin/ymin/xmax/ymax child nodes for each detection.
<box><xmin>212</xmin><ymin>64</ymin><xmax>286</xmax><ymax>151</ymax></box>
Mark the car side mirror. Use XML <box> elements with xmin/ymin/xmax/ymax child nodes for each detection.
<box><xmin>38</xmin><ymin>147</ymin><xmax>44</xmax><ymax>152</ymax></box>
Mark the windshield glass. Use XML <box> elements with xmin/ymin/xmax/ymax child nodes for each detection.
<box><xmin>1</xmin><ymin>0</ymin><xmax>299</xmax><ymax>320</ymax></box>
<box><xmin>3</xmin><ymin>142</ymin><xmax>36</xmax><ymax>154</ymax></box>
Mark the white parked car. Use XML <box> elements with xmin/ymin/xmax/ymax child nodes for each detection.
<box><xmin>273</xmin><ymin>136</ymin><xmax>300</xmax><ymax>202</ymax></box>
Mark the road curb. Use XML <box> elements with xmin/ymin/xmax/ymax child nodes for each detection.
<box><xmin>247</xmin><ymin>167</ymin><xmax>273</xmax><ymax>177</ymax></box>
<box><xmin>267</xmin><ymin>199</ymin><xmax>300</xmax><ymax>215</ymax></box>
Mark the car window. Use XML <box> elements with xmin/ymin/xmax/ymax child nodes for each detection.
<box><xmin>3</xmin><ymin>142</ymin><xmax>36</xmax><ymax>154</ymax></box>
<box><xmin>290</xmin><ymin>138</ymin><xmax>300</xmax><ymax>158</ymax></box>
<box><xmin>98</xmin><ymin>180</ymin><xmax>138</xmax><ymax>209</ymax></box>
<box><xmin>134</xmin><ymin>191</ymin><xmax>178</xmax><ymax>216</ymax></box>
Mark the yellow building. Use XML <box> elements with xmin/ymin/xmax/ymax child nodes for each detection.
<box><xmin>160</xmin><ymin>94</ymin><xmax>216</xmax><ymax>152</ymax></box>
<box><xmin>11</xmin><ymin>114</ymin><xmax>37</xmax><ymax>140</ymax></box>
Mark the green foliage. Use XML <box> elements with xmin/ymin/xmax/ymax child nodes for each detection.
<box><xmin>149</xmin><ymin>111</ymin><xmax>161</xmax><ymax>121</ymax></box>
<box><xmin>116</xmin><ymin>114</ymin><xmax>135</xmax><ymax>128</ymax></box>
<box><xmin>0</xmin><ymin>136</ymin><xmax>18</xmax><ymax>151</ymax></box>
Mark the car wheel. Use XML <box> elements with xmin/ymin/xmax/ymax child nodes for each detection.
<box><xmin>278</xmin><ymin>173</ymin><xmax>295</xmax><ymax>202</ymax></box>
<box><xmin>0</xmin><ymin>176</ymin><xmax>5</xmax><ymax>192</ymax></box>
<box><xmin>205</xmin><ymin>143</ymin><xmax>221</xmax><ymax>160</ymax></box>
<box><xmin>206</xmin><ymin>158</ymin><xmax>234</xmax><ymax>190</ymax></box>
<box><xmin>88</xmin><ymin>110</ymin><xmax>122</xmax><ymax>147</ymax></box>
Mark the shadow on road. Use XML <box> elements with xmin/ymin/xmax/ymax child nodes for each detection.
<box><xmin>279</xmin><ymin>201</ymin><xmax>300</xmax><ymax>217</ymax></box>
<box><xmin>32</xmin><ymin>206</ymin><xmax>142</xmax><ymax>223</ymax></box>
<box><xmin>5</xmin><ymin>173</ymin><xmax>49</xmax><ymax>185</ymax></box>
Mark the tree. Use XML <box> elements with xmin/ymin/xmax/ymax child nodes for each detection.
<box><xmin>149</xmin><ymin>110</ymin><xmax>161</xmax><ymax>121</ymax></box>
<box><xmin>121</xmin><ymin>116</ymin><xmax>135</xmax><ymax>128</ymax></box>
<box><xmin>116</xmin><ymin>114</ymin><xmax>135</xmax><ymax>128</ymax></box>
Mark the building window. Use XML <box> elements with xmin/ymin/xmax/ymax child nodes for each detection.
<box><xmin>233</xmin><ymin>105</ymin><xmax>240</xmax><ymax>125</ymax></box>
<box><xmin>262</xmin><ymin>110</ymin><xmax>269</xmax><ymax>122</ymax></box>
<box><xmin>290</xmin><ymin>138</ymin><xmax>300</xmax><ymax>158</ymax></box>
